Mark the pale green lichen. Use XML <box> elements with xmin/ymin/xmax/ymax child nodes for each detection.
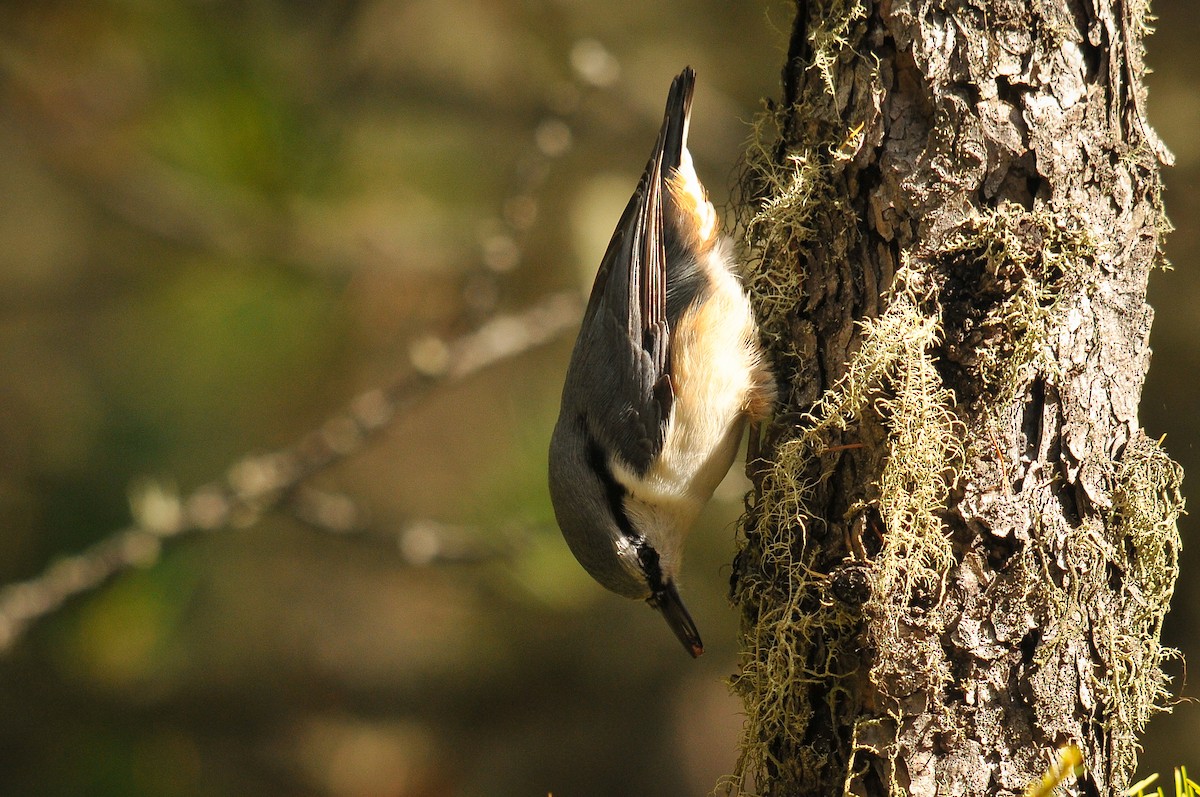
<box><xmin>1022</xmin><ymin>431</ymin><xmax>1183</xmax><ymax>790</ymax></box>
<box><xmin>937</xmin><ymin>202</ymin><xmax>1091</xmax><ymax>409</ymax></box>
<box><xmin>728</xmin><ymin>267</ymin><xmax>964</xmax><ymax>794</ymax></box>
<box><xmin>738</xmin><ymin>107</ymin><xmax>857</xmax><ymax>355</ymax></box>
<box><xmin>809</xmin><ymin>0</ymin><xmax>868</xmax><ymax>97</ymax></box>
<box><xmin>735</xmin><ymin>1</ymin><xmax>871</xmax><ymax>362</ymax></box>
<box><xmin>726</xmin><ymin>4</ymin><xmax>956</xmax><ymax>790</ymax></box>
<box><xmin>1100</xmin><ymin>432</ymin><xmax>1184</xmax><ymax>781</ymax></box>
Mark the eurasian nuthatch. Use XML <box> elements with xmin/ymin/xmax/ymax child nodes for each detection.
<box><xmin>548</xmin><ymin>67</ymin><xmax>775</xmax><ymax>657</ymax></box>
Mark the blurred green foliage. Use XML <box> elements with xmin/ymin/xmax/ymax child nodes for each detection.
<box><xmin>0</xmin><ymin>1</ymin><xmax>787</xmax><ymax>795</ymax></box>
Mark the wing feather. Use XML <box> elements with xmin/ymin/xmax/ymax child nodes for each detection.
<box><xmin>563</xmin><ymin>69</ymin><xmax>698</xmax><ymax>474</ymax></box>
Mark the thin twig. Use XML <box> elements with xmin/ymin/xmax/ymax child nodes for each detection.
<box><xmin>0</xmin><ymin>291</ymin><xmax>580</xmax><ymax>653</ymax></box>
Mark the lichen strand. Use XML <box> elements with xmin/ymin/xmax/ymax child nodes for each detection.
<box><xmin>726</xmin><ymin>3</ymin><xmax>884</xmax><ymax>794</ymax></box>
<box><xmin>1012</xmin><ymin>429</ymin><xmax>1185</xmax><ymax>792</ymax></box>
<box><xmin>729</xmin><ymin>267</ymin><xmax>964</xmax><ymax>795</ymax></box>
<box><xmin>739</xmin><ymin>113</ymin><xmax>836</xmax><ymax>348</ymax></box>
<box><xmin>862</xmin><ymin>283</ymin><xmax>965</xmax><ymax>700</ymax></box>
<box><xmin>737</xmin><ymin>104</ymin><xmax>863</xmax><ymax>377</ymax></box>
<box><xmin>733</xmin><ymin>0</ymin><xmax>876</xmax><ymax>408</ymax></box>
<box><xmin>1092</xmin><ymin>432</ymin><xmax>1183</xmax><ymax>781</ymax></box>
<box><xmin>935</xmin><ymin>202</ymin><xmax>1090</xmax><ymax>409</ymax></box>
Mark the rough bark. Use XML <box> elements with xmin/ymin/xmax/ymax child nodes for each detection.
<box><xmin>727</xmin><ymin>1</ymin><xmax>1183</xmax><ymax>796</ymax></box>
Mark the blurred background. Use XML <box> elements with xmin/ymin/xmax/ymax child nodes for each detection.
<box><xmin>0</xmin><ymin>1</ymin><xmax>1193</xmax><ymax>795</ymax></box>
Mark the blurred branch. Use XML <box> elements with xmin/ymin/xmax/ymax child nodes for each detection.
<box><xmin>0</xmin><ymin>24</ymin><xmax>632</xmax><ymax>652</ymax></box>
<box><xmin>290</xmin><ymin>485</ymin><xmax>521</xmax><ymax>566</ymax></box>
<box><xmin>0</xmin><ymin>290</ymin><xmax>580</xmax><ymax>652</ymax></box>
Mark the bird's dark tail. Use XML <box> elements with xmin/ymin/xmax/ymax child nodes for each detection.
<box><xmin>659</xmin><ymin>67</ymin><xmax>695</xmax><ymax>173</ymax></box>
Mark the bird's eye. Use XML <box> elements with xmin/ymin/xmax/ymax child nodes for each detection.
<box><xmin>632</xmin><ymin>538</ymin><xmax>666</xmax><ymax>592</ymax></box>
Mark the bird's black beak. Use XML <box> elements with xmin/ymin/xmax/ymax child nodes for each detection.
<box><xmin>649</xmin><ymin>581</ymin><xmax>704</xmax><ymax>658</ymax></box>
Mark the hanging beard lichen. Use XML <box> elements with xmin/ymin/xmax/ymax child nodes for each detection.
<box><xmin>728</xmin><ymin>262</ymin><xmax>965</xmax><ymax>793</ymax></box>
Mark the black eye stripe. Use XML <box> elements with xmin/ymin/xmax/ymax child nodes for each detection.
<box><xmin>580</xmin><ymin>416</ymin><xmax>666</xmax><ymax>591</ymax></box>
<box><xmin>582</xmin><ymin>417</ymin><xmax>637</xmax><ymax>540</ymax></box>
<box><xmin>634</xmin><ymin>539</ymin><xmax>666</xmax><ymax>592</ymax></box>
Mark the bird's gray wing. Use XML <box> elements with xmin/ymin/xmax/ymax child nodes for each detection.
<box><xmin>569</xmin><ymin>148</ymin><xmax>672</xmax><ymax>475</ymax></box>
<box><xmin>565</xmin><ymin>69</ymin><xmax>698</xmax><ymax>475</ymax></box>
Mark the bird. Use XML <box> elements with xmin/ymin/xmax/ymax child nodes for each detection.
<box><xmin>548</xmin><ymin>67</ymin><xmax>775</xmax><ymax>658</ymax></box>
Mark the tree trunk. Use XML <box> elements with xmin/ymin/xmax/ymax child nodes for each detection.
<box><xmin>727</xmin><ymin>1</ymin><xmax>1183</xmax><ymax>795</ymax></box>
